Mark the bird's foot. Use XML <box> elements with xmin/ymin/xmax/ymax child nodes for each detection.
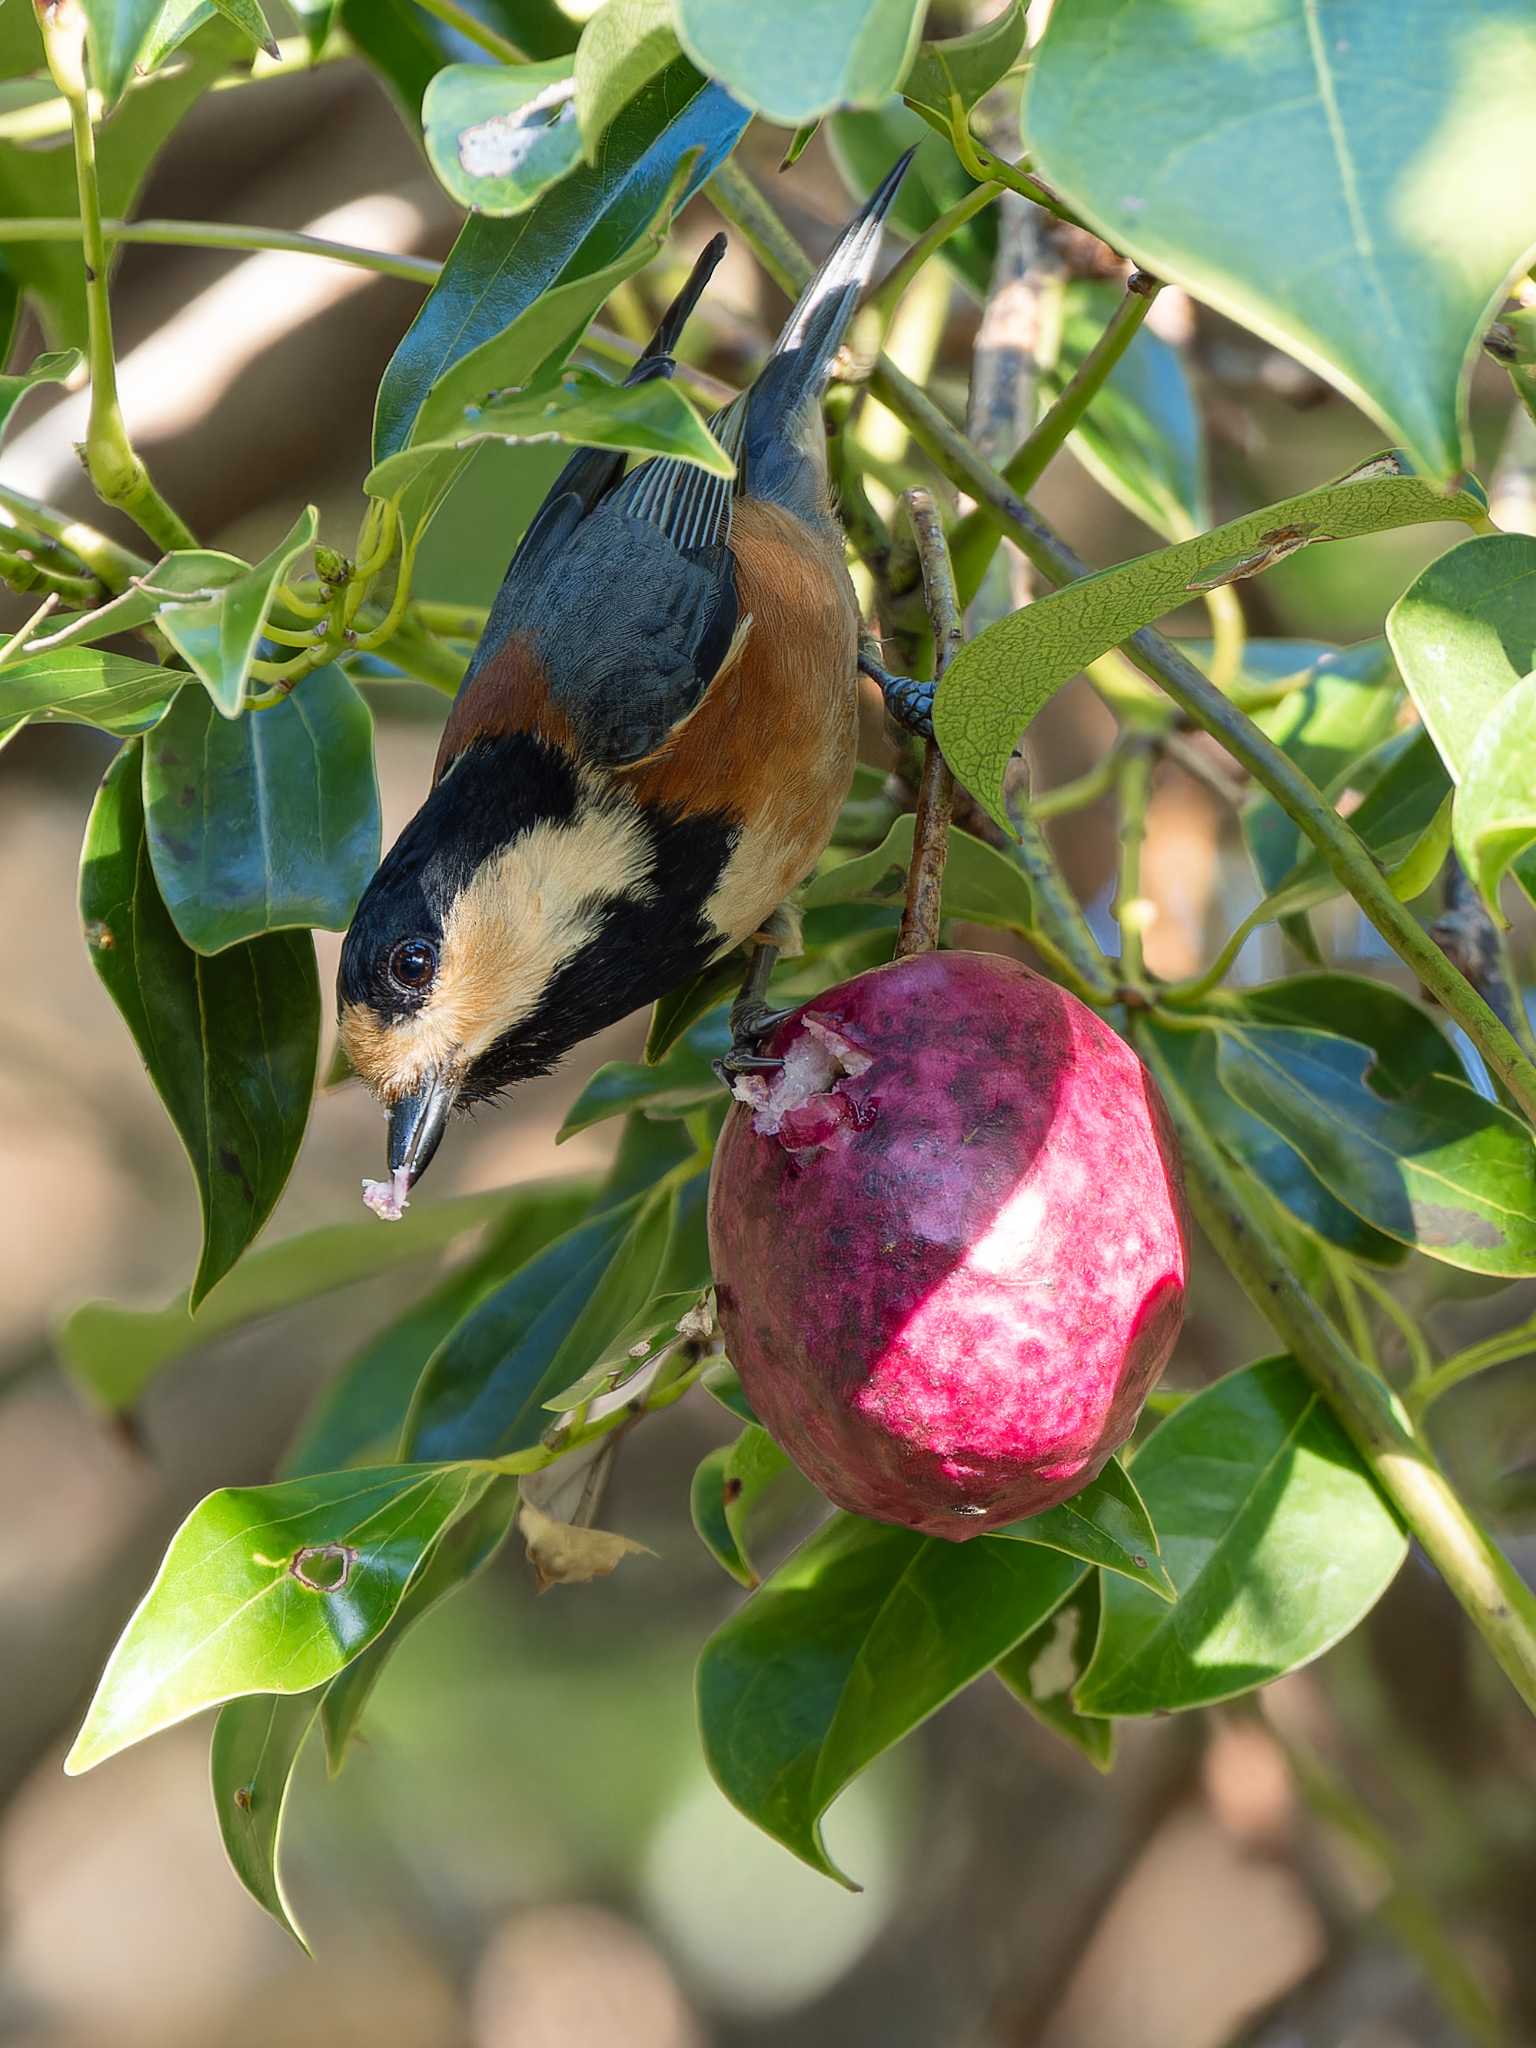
<box><xmin>859</xmin><ymin>652</ymin><xmax>935</xmax><ymax>740</ymax></box>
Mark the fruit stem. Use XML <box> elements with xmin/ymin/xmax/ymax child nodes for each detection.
<box><xmin>1136</xmin><ymin>1020</ymin><xmax>1536</xmax><ymax>1719</ymax></box>
<box><xmin>894</xmin><ymin>489</ymin><xmax>961</xmax><ymax>960</ymax></box>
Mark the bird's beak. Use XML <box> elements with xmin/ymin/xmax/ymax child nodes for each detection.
<box><xmin>388</xmin><ymin>1070</ymin><xmax>456</xmax><ymax>1194</ymax></box>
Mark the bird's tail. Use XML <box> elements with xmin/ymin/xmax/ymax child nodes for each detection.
<box><xmin>766</xmin><ymin>148</ymin><xmax>915</xmax><ymax>405</ymax></box>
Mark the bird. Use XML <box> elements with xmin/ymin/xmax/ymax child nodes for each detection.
<box><xmin>339</xmin><ymin>153</ymin><xmax>925</xmax><ymax>1219</ymax></box>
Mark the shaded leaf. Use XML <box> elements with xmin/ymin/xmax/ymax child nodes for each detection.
<box><xmin>676</xmin><ymin>0</ymin><xmax>923</xmax><ymax>123</ymax></box>
<box><xmin>1455</xmin><ymin>669</ymin><xmax>1536</xmax><ymax>910</ymax></box>
<box><xmin>698</xmin><ymin>1515</ymin><xmax>1082</xmax><ymax>1881</ymax></box>
<box><xmin>935</xmin><ymin>456</ymin><xmax>1485</xmax><ymax>831</ymax></box>
<box><xmin>1026</xmin><ymin>0</ymin><xmax>1536</xmax><ymax>477</ymax></box>
<box><xmin>542</xmin><ymin>1287</ymin><xmax>712</xmax><ymax>1412</ymax></box>
<box><xmin>994</xmin><ymin>1458</ymin><xmax>1173</xmax><ymax>1601</ymax></box>
<box><xmin>82</xmin><ymin>0</ymin><xmax>164</xmax><ymax>104</ymax></box>
<box><xmin>901</xmin><ymin>2</ymin><xmax>1025</xmax><ymax>122</ymax></box>
<box><xmin>142</xmin><ymin>664</ymin><xmax>380</xmax><ymax>952</ymax></box>
<box><xmin>1215</xmin><ymin>1021</ymin><xmax>1536</xmax><ymax>1275</ymax></box>
<box><xmin>690</xmin><ymin>1422</ymin><xmax>800</xmax><ymax>1589</ymax></box>
<box><xmin>66</xmin><ymin>1464</ymin><xmax>488</xmax><ymax>1773</ymax></box>
<box><xmin>1388</xmin><ymin>533</ymin><xmax>1536</xmax><ymax>777</ymax></box>
<box><xmin>374</xmin><ymin>60</ymin><xmax>746</xmax><ymax>459</ymax></box>
<box><xmin>158</xmin><ymin>507</ymin><xmax>318</xmax><ymax>717</ymax></box>
<box><xmin>1075</xmin><ymin>1358</ymin><xmax>1406</xmax><ymax>1715</ymax></box>
<box><xmin>0</xmin><ymin>347</ymin><xmax>79</xmax><ymax>440</ymax></box>
<box><xmin>574</xmin><ymin>0</ymin><xmax>679</xmax><ymax>158</ymax></box>
<box><xmin>995</xmin><ymin>1577</ymin><xmax>1115</xmax><ymax>1772</ymax></box>
<box><xmin>829</xmin><ymin>101</ymin><xmax>993</xmax><ymax>297</ymax></box>
<box><xmin>79</xmin><ymin>743</ymin><xmax>317</xmax><ymax>1309</ymax></box>
<box><xmin>423</xmin><ymin>59</ymin><xmax>582</xmax><ymax>215</ymax></box>
<box><xmin>206</xmin><ymin>0</ymin><xmax>277</xmax><ymax>57</ymax></box>
<box><xmin>58</xmin><ymin>1187</ymin><xmax>524</xmax><ymax>1412</ymax></box>
<box><xmin>804</xmin><ymin>813</ymin><xmax>1032</xmax><ymax>930</ymax></box>
<box><xmin>701</xmin><ymin>1358</ymin><xmax>759</xmax><ymax>1425</ymax></box>
<box><xmin>210</xmin><ymin>1690</ymin><xmax>323</xmax><ymax>1951</ymax></box>
<box><xmin>559</xmin><ymin>1013</ymin><xmax>724</xmax><ymax>1141</ymax></box>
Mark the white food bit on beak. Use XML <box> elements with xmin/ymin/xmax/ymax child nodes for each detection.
<box><xmin>732</xmin><ymin>1015</ymin><xmax>872</xmax><ymax>1135</ymax></box>
<box><xmin>361</xmin><ymin>1168</ymin><xmax>411</xmax><ymax>1222</ymax></box>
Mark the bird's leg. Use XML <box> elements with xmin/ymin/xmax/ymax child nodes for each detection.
<box><xmin>858</xmin><ymin>649</ymin><xmax>934</xmax><ymax>739</ymax></box>
<box><xmin>714</xmin><ymin>907</ymin><xmax>799</xmax><ymax>1081</ymax></box>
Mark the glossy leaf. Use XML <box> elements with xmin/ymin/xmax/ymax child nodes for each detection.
<box><xmin>58</xmin><ymin>1188</ymin><xmax>523</xmax><ymax>1412</ymax></box>
<box><xmin>1046</xmin><ymin>281</ymin><xmax>1206</xmax><ymax>539</ymax></box>
<box><xmin>0</xmin><ymin>347</ymin><xmax>79</xmax><ymax>440</ymax></box>
<box><xmin>1217</xmin><ymin>1021</ymin><xmax>1536</xmax><ymax>1274</ymax></box>
<box><xmin>1075</xmin><ymin>1358</ymin><xmax>1406</xmax><ymax>1715</ymax></box>
<box><xmin>423</xmin><ymin>59</ymin><xmax>582</xmax><ymax>215</ymax></box>
<box><xmin>210</xmin><ymin>1690</ymin><xmax>323</xmax><ymax>1951</ymax></box>
<box><xmin>559</xmin><ymin>1012</ymin><xmax>724</xmax><ymax>1141</ymax></box>
<box><xmin>542</xmin><ymin>1287</ymin><xmax>710</xmax><ymax>1412</ymax></box>
<box><xmin>677</xmin><ymin>0</ymin><xmax>922</xmax><ymax>123</ymax></box>
<box><xmin>0</xmin><ymin>549</ymin><xmax>248</xmax><ymax>665</ymax></box>
<box><xmin>82</xmin><ymin>0</ymin><xmax>163</xmax><ymax>104</ymax></box>
<box><xmin>1265</xmin><ymin>726</ymin><xmax>1452</xmax><ymax>921</ymax></box>
<box><xmin>206</xmin><ymin>0</ymin><xmax>277</xmax><ymax>56</ymax></box>
<box><xmin>319</xmin><ymin>1477</ymin><xmax>520</xmax><ymax>1772</ymax></box>
<box><xmin>935</xmin><ymin>457</ymin><xmax>1485</xmax><ymax>832</ymax></box>
<box><xmin>689</xmin><ymin>1424</ymin><xmax>795</xmax><ymax>1589</ymax></box>
<box><xmin>574</xmin><ymin>0</ymin><xmax>679</xmax><ymax>157</ymax></box>
<box><xmin>1455</xmin><ymin>670</ymin><xmax>1536</xmax><ymax>910</ymax></box>
<box><xmin>698</xmin><ymin>1515</ymin><xmax>1082</xmax><ymax>1881</ymax></box>
<box><xmin>1243</xmin><ymin>638</ymin><xmax>1403</xmax><ymax>889</ymax></box>
<box><xmin>804</xmin><ymin>814</ymin><xmax>1032</xmax><ymax>931</ymax></box>
<box><xmin>66</xmin><ymin>1463</ymin><xmax>488</xmax><ymax>1773</ymax></box>
<box><xmin>157</xmin><ymin>508</ymin><xmax>318</xmax><ymax>717</ymax></box>
<box><xmin>995</xmin><ymin>1578</ymin><xmax>1114</xmax><ymax>1772</ymax></box>
<box><xmin>374</xmin><ymin>60</ymin><xmax>747</xmax><ymax>459</ymax></box>
<box><xmin>1234</xmin><ymin>971</ymin><xmax>1466</xmax><ymax>1092</ymax></box>
<box><xmin>0</xmin><ymin>650</ymin><xmax>185</xmax><ymax>745</ymax></box>
<box><xmin>79</xmin><ymin>744</ymin><xmax>318</xmax><ymax>1308</ymax></box>
<box><xmin>901</xmin><ymin>2</ymin><xmax>1025</xmax><ymax>123</ymax></box>
<box><xmin>1388</xmin><ymin>533</ymin><xmax>1536</xmax><ymax>776</ymax></box>
<box><xmin>1026</xmin><ymin>0</ymin><xmax>1536</xmax><ymax>478</ymax></box>
<box><xmin>142</xmin><ymin>664</ymin><xmax>380</xmax><ymax>952</ymax></box>
<box><xmin>282</xmin><ymin>1183</ymin><xmax>595</xmax><ymax>1477</ymax></box>
<box><xmin>994</xmin><ymin>1458</ymin><xmax>1173</xmax><ymax>1601</ymax></box>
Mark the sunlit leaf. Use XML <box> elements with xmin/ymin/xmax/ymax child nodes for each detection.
<box><xmin>157</xmin><ymin>507</ymin><xmax>318</xmax><ymax>717</ymax></box>
<box><xmin>81</xmin><ymin>0</ymin><xmax>164</xmax><ymax>104</ymax></box>
<box><xmin>66</xmin><ymin>1463</ymin><xmax>487</xmax><ymax>1773</ymax></box>
<box><xmin>994</xmin><ymin>1458</ymin><xmax>1173</xmax><ymax>1601</ymax></box>
<box><xmin>423</xmin><ymin>59</ymin><xmax>583</xmax><ymax>215</ymax></box>
<box><xmin>574</xmin><ymin>0</ymin><xmax>679</xmax><ymax>158</ymax></box>
<box><xmin>0</xmin><ymin>346</ymin><xmax>78</xmax><ymax>440</ymax></box>
<box><xmin>690</xmin><ymin>1423</ymin><xmax>796</xmax><ymax>1589</ymax></box>
<box><xmin>676</xmin><ymin>0</ymin><xmax>922</xmax><ymax>122</ymax></box>
<box><xmin>0</xmin><ymin>650</ymin><xmax>185</xmax><ymax>746</ymax></box>
<box><xmin>1075</xmin><ymin>1358</ymin><xmax>1406</xmax><ymax>1715</ymax></box>
<box><xmin>79</xmin><ymin>743</ymin><xmax>317</xmax><ymax>1309</ymax></box>
<box><xmin>1026</xmin><ymin>0</ymin><xmax>1536</xmax><ymax>477</ymax></box>
<box><xmin>210</xmin><ymin>1690</ymin><xmax>323</xmax><ymax>1951</ymax></box>
<box><xmin>901</xmin><ymin>2</ymin><xmax>1025</xmax><ymax>123</ymax></box>
<box><xmin>1454</xmin><ymin>670</ymin><xmax>1536</xmax><ymax>910</ymax></box>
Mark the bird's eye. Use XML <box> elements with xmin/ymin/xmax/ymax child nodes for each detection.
<box><xmin>387</xmin><ymin>938</ymin><xmax>437</xmax><ymax>993</ymax></box>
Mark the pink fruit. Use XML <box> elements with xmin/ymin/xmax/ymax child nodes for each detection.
<box><xmin>708</xmin><ymin>951</ymin><xmax>1188</xmax><ymax>1539</ymax></box>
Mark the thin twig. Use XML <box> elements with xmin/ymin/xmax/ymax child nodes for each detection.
<box><xmin>0</xmin><ymin>216</ymin><xmax>443</xmax><ymax>287</ymax></box>
<box><xmin>0</xmin><ymin>591</ymin><xmax>61</xmax><ymax>664</ymax></box>
<box><xmin>895</xmin><ymin>490</ymin><xmax>961</xmax><ymax>960</ymax></box>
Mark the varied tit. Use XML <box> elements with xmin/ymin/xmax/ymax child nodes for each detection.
<box><xmin>340</xmin><ymin>154</ymin><xmax>929</xmax><ymax>1217</ymax></box>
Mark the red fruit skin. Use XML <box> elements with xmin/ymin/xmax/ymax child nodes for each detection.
<box><xmin>708</xmin><ymin>952</ymin><xmax>1188</xmax><ymax>1540</ymax></box>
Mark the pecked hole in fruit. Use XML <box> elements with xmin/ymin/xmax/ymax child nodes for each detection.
<box><xmin>730</xmin><ymin>1015</ymin><xmax>874</xmax><ymax>1147</ymax></box>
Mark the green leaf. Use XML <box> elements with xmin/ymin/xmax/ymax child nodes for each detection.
<box><xmin>1026</xmin><ymin>0</ymin><xmax>1536</xmax><ymax>478</ymax></box>
<box><xmin>66</xmin><ymin>1463</ymin><xmax>488</xmax><ymax>1774</ymax></box>
<box><xmin>900</xmin><ymin>1</ymin><xmax>1025</xmax><ymax>123</ymax></box>
<box><xmin>0</xmin><ymin>549</ymin><xmax>251</xmax><ymax>665</ymax></box>
<box><xmin>995</xmin><ymin>1578</ymin><xmax>1115</xmax><ymax>1772</ymax></box>
<box><xmin>374</xmin><ymin>61</ymin><xmax>747</xmax><ymax>459</ymax></box>
<box><xmin>804</xmin><ymin>814</ymin><xmax>1033</xmax><ymax>931</ymax></box>
<box><xmin>690</xmin><ymin>1424</ymin><xmax>794</xmax><ymax>1589</ymax></box>
<box><xmin>1243</xmin><ymin>638</ymin><xmax>1403</xmax><ymax>889</ymax></box>
<box><xmin>1232</xmin><ymin>971</ymin><xmax>1467</xmax><ymax>1093</ymax></box>
<box><xmin>935</xmin><ymin>456</ymin><xmax>1486</xmax><ymax>831</ymax></box>
<box><xmin>676</xmin><ymin>0</ymin><xmax>922</xmax><ymax>123</ymax></box>
<box><xmin>423</xmin><ymin>59</ymin><xmax>583</xmax><ymax>216</ymax></box>
<box><xmin>994</xmin><ymin>1458</ymin><xmax>1173</xmax><ymax>1601</ymax></box>
<box><xmin>644</xmin><ymin>953</ymin><xmax>746</xmax><ymax>1064</ymax></box>
<box><xmin>80</xmin><ymin>743</ymin><xmax>318</xmax><ymax>1309</ymax></box>
<box><xmin>1046</xmin><ymin>282</ymin><xmax>1206</xmax><ymax>539</ymax></box>
<box><xmin>1215</xmin><ymin>1020</ymin><xmax>1536</xmax><ymax>1274</ymax></box>
<box><xmin>574</xmin><ymin>0</ymin><xmax>679</xmax><ymax>158</ymax></box>
<box><xmin>1272</xmin><ymin>725</ymin><xmax>1453</xmax><ymax>920</ymax></box>
<box><xmin>559</xmin><ymin>1013</ymin><xmax>723</xmax><ymax>1141</ymax></box>
<box><xmin>542</xmin><ymin>1286</ymin><xmax>710</xmax><ymax>1412</ymax></box>
<box><xmin>282</xmin><ymin>1183</ymin><xmax>595</xmax><ymax>1476</ymax></box>
<box><xmin>82</xmin><ymin>0</ymin><xmax>164</xmax><ymax>104</ymax></box>
<box><xmin>1075</xmin><ymin>1357</ymin><xmax>1406</xmax><ymax>1715</ymax></box>
<box><xmin>701</xmin><ymin>1358</ymin><xmax>758</xmax><ymax>1425</ymax></box>
<box><xmin>1387</xmin><ymin>532</ymin><xmax>1536</xmax><ymax>777</ymax></box>
<box><xmin>142</xmin><ymin>665</ymin><xmax>380</xmax><ymax>953</ymax></box>
<box><xmin>319</xmin><ymin>1476</ymin><xmax>520</xmax><ymax>1772</ymax></box>
<box><xmin>0</xmin><ymin>346</ymin><xmax>79</xmax><ymax>440</ymax></box>
<box><xmin>404</xmin><ymin>1191</ymin><xmax>664</xmax><ymax>1462</ymax></box>
<box><xmin>58</xmin><ymin>1187</ymin><xmax>527</xmax><ymax>1412</ymax></box>
<box><xmin>287</xmin><ymin>0</ymin><xmax>337</xmax><ymax>57</ymax></box>
<box><xmin>156</xmin><ymin>507</ymin><xmax>317</xmax><ymax>717</ymax></box>
<box><xmin>0</xmin><ymin>649</ymin><xmax>185</xmax><ymax>744</ymax></box>
<box><xmin>368</xmin><ymin>366</ymin><xmax>732</xmax><ymax>505</ymax></box>
<box><xmin>205</xmin><ymin>0</ymin><xmax>277</xmax><ymax>56</ymax></box>
<box><xmin>699</xmin><ymin>1515</ymin><xmax>1083</xmax><ymax>1881</ymax></box>
<box><xmin>210</xmin><ymin>1690</ymin><xmax>323</xmax><ymax>1951</ymax></box>
<box><xmin>1454</xmin><ymin>669</ymin><xmax>1536</xmax><ymax>910</ymax></box>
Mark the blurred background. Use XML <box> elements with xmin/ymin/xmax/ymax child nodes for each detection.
<box><xmin>4</xmin><ymin>7</ymin><xmax>1536</xmax><ymax>2045</ymax></box>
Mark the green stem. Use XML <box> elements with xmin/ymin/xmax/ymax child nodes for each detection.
<box><xmin>0</xmin><ymin>217</ymin><xmax>441</xmax><ymax>286</ymax></box>
<box><xmin>1407</xmin><ymin>1314</ymin><xmax>1536</xmax><ymax>1423</ymax></box>
<box><xmin>365</xmin><ymin>622</ymin><xmax>467</xmax><ymax>695</ymax></box>
<box><xmin>1138</xmin><ymin>1020</ymin><xmax>1536</xmax><ymax>1719</ymax></box>
<box><xmin>41</xmin><ymin>14</ymin><xmax>195</xmax><ymax>555</ymax></box>
<box><xmin>1351</xmin><ymin>1267</ymin><xmax>1437</xmax><ymax>1388</ymax></box>
<box><xmin>0</xmin><ymin>32</ymin><xmax>340</xmax><ymax>143</ymax></box>
<box><xmin>412</xmin><ymin>0</ymin><xmax>528</xmax><ymax>62</ymax></box>
<box><xmin>1028</xmin><ymin>748</ymin><xmax>1122</xmax><ymax>820</ymax></box>
<box><xmin>949</xmin><ymin>274</ymin><xmax>1161</xmax><ymax>605</ymax></box>
<box><xmin>411</xmin><ymin>599</ymin><xmax>488</xmax><ymax>641</ymax></box>
<box><xmin>1200</xmin><ymin>578</ymin><xmax>1247</xmax><ymax>693</ymax></box>
<box><xmin>0</xmin><ymin>479</ymin><xmax>148</xmax><ymax>592</ymax></box>
<box><xmin>866</xmin><ymin>181</ymin><xmax>1003</xmax><ymax>324</ymax></box>
<box><xmin>1115</xmin><ymin>740</ymin><xmax>1153</xmax><ymax>988</ymax></box>
<box><xmin>0</xmin><ymin>546</ymin><xmax>100</xmax><ymax>608</ymax></box>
